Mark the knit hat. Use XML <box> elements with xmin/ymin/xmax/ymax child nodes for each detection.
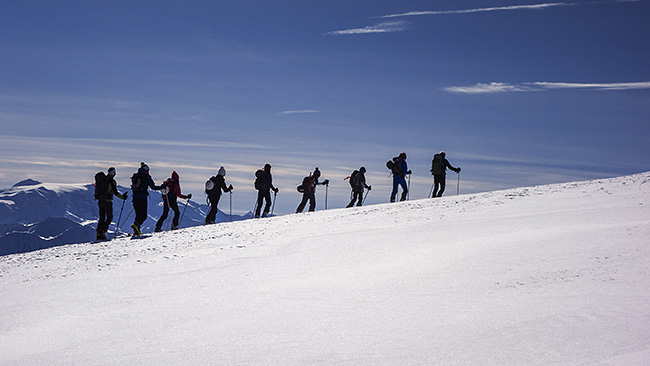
<box><xmin>218</xmin><ymin>166</ymin><xmax>226</xmax><ymax>176</ymax></box>
<box><xmin>140</xmin><ymin>162</ymin><xmax>149</xmax><ymax>172</ymax></box>
<box><xmin>107</xmin><ymin>167</ymin><xmax>116</xmax><ymax>176</ymax></box>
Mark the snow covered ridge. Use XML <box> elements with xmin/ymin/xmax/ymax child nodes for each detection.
<box><xmin>1</xmin><ymin>172</ymin><xmax>649</xmax><ymax>365</ymax></box>
<box><xmin>0</xmin><ymin>179</ymin><xmax>250</xmax><ymax>256</ymax></box>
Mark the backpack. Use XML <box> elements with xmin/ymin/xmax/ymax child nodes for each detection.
<box><xmin>94</xmin><ymin>172</ymin><xmax>110</xmax><ymax>200</ymax></box>
<box><xmin>387</xmin><ymin>157</ymin><xmax>401</xmax><ymax>176</ymax></box>
<box><xmin>205</xmin><ymin>177</ymin><xmax>216</xmax><ymax>194</ymax></box>
<box><xmin>297</xmin><ymin>176</ymin><xmax>311</xmax><ymax>193</ymax></box>
<box><xmin>131</xmin><ymin>172</ymin><xmax>143</xmax><ymax>191</ymax></box>
<box><xmin>349</xmin><ymin>170</ymin><xmax>361</xmax><ymax>188</ymax></box>
<box><xmin>160</xmin><ymin>178</ymin><xmax>172</xmax><ymax>196</ymax></box>
<box><xmin>431</xmin><ymin>154</ymin><xmax>444</xmax><ymax>175</ymax></box>
<box><xmin>254</xmin><ymin>169</ymin><xmax>264</xmax><ymax>190</ymax></box>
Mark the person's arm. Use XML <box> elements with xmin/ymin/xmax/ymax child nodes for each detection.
<box><xmin>148</xmin><ymin>176</ymin><xmax>163</xmax><ymax>190</ymax></box>
<box><xmin>110</xmin><ymin>180</ymin><xmax>127</xmax><ymax>200</ymax></box>
<box><xmin>445</xmin><ymin>159</ymin><xmax>460</xmax><ymax>173</ymax></box>
<box><xmin>174</xmin><ymin>183</ymin><xmax>189</xmax><ymax>199</ymax></box>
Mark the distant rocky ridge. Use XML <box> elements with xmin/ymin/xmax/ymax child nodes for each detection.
<box><xmin>0</xmin><ymin>179</ymin><xmax>252</xmax><ymax>256</ymax></box>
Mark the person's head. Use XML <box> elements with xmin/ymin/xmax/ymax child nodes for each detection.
<box><xmin>360</xmin><ymin>167</ymin><xmax>366</xmax><ymax>173</ymax></box>
<box><xmin>264</xmin><ymin>163</ymin><xmax>271</xmax><ymax>172</ymax></box>
<box><xmin>313</xmin><ymin>167</ymin><xmax>321</xmax><ymax>178</ymax></box>
<box><xmin>218</xmin><ymin>166</ymin><xmax>226</xmax><ymax>176</ymax></box>
<box><xmin>440</xmin><ymin>151</ymin><xmax>446</xmax><ymax>158</ymax></box>
<box><xmin>139</xmin><ymin>162</ymin><xmax>149</xmax><ymax>174</ymax></box>
<box><xmin>171</xmin><ymin>171</ymin><xmax>179</xmax><ymax>181</ymax></box>
<box><xmin>107</xmin><ymin>167</ymin><xmax>116</xmax><ymax>177</ymax></box>
<box><xmin>399</xmin><ymin>152</ymin><xmax>407</xmax><ymax>160</ymax></box>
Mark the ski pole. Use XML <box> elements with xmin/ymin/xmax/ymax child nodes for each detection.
<box><xmin>229</xmin><ymin>191</ymin><xmax>232</xmax><ymax>222</ymax></box>
<box><xmin>362</xmin><ymin>188</ymin><xmax>370</xmax><ymax>205</ymax></box>
<box><xmin>180</xmin><ymin>198</ymin><xmax>190</xmax><ymax>227</ymax></box>
<box><xmin>120</xmin><ymin>208</ymin><xmax>134</xmax><ymax>230</ymax></box>
<box><xmin>325</xmin><ymin>182</ymin><xmax>329</xmax><ymax>210</ymax></box>
<box><xmin>113</xmin><ymin>198</ymin><xmax>126</xmax><ymax>239</ymax></box>
<box><xmin>429</xmin><ymin>179</ymin><xmax>435</xmax><ymax>198</ymax></box>
<box><xmin>407</xmin><ymin>174</ymin><xmax>411</xmax><ymax>201</ymax></box>
<box><xmin>457</xmin><ymin>172</ymin><xmax>461</xmax><ymax>195</ymax></box>
<box><xmin>271</xmin><ymin>190</ymin><xmax>277</xmax><ymax>216</ymax></box>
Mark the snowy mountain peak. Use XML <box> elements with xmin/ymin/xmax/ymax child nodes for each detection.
<box><xmin>12</xmin><ymin>178</ymin><xmax>42</xmax><ymax>187</ymax></box>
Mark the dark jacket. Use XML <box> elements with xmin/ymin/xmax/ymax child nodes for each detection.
<box><xmin>207</xmin><ymin>174</ymin><xmax>232</xmax><ymax>198</ymax></box>
<box><xmin>431</xmin><ymin>154</ymin><xmax>458</xmax><ymax>176</ymax></box>
<box><xmin>132</xmin><ymin>168</ymin><xmax>163</xmax><ymax>198</ymax></box>
<box><xmin>102</xmin><ymin>178</ymin><xmax>126</xmax><ymax>201</ymax></box>
<box><xmin>256</xmin><ymin>168</ymin><xmax>276</xmax><ymax>192</ymax></box>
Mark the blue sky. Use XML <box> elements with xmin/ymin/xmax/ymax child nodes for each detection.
<box><xmin>1</xmin><ymin>0</ymin><xmax>649</xmax><ymax>215</ymax></box>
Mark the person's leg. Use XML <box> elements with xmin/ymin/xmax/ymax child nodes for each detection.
<box><xmin>170</xmin><ymin>198</ymin><xmax>180</xmax><ymax>229</ymax></box>
<box><xmin>297</xmin><ymin>193</ymin><xmax>309</xmax><ymax>213</ymax></box>
<box><xmin>308</xmin><ymin>191</ymin><xmax>316</xmax><ymax>212</ymax></box>
<box><xmin>391</xmin><ymin>178</ymin><xmax>399</xmax><ymax>202</ymax></box>
<box><xmin>205</xmin><ymin>196</ymin><xmax>220</xmax><ymax>224</ymax></box>
<box><xmin>437</xmin><ymin>176</ymin><xmax>447</xmax><ymax>197</ymax></box>
<box><xmin>262</xmin><ymin>191</ymin><xmax>272</xmax><ymax>217</ymax></box>
<box><xmin>398</xmin><ymin>176</ymin><xmax>408</xmax><ymax>201</ymax></box>
<box><xmin>156</xmin><ymin>198</ymin><xmax>169</xmax><ymax>231</ymax></box>
<box><xmin>255</xmin><ymin>191</ymin><xmax>264</xmax><ymax>218</ymax></box>
<box><xmin>97</xmin><ymin>202</ymin><xmax>106</xmax><ymax>239</ymax></box>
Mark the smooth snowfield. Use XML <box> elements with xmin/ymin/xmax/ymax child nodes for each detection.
<box><xmin>1</xmin><ymin>173</ymin><xmax>649</xmax><ymax>365</ymax></box>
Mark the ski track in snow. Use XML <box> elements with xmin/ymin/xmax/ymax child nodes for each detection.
<box><xmin>1</xmin><ymin>172</ymin><xmax>649</xmax><ymax>365</ymax></box>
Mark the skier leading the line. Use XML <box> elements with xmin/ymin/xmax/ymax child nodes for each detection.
<box><xmin>430</xmin><ymin>151</ymin><xmax>461</xmax><ymax>198</ymax></box>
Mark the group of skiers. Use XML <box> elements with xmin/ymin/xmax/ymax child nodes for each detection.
<box><xmin>93</xmin><ymin>152</ymin><xmax>460</xmax><ymax>240</ymax></box>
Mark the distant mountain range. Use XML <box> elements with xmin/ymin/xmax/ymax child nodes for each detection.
<box><xmin>0</xmin><ymin>179</ymin><xmax>252</xmax><ymax>256</ymax></box>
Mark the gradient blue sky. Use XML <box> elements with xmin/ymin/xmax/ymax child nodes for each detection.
<box><xmin>1</xmin><ymin>0</ymin><xmax>649</xmax><ymax>215</ymax></box>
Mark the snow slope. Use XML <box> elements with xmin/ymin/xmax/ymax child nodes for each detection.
<box><xmin>0</xmin><ymin>180</ymin><xmax>252</xmax><ymax>255</ymax></box>
<box><xmin>1</xmin><ymin>172</ymin><xmax>649</xmax><ymax>365</ymax></box>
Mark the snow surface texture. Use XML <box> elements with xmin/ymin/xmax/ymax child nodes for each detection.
<box><xmin>1</xmin><ymin>173</ymin><xmax>649</xmax><ymax>365</ymax></box>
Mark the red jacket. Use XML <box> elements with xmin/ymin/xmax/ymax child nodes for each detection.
<box><xmin>165</xmin><ymin>171</ymin><xmax>189</xmax><ymax>199</ymax></box>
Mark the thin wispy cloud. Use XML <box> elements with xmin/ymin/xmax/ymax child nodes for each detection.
<box><xmin>380</xmin><ymin>3</ymin><xmax>573</xmax><ymax>18</ymax></box>
<box><xmin>327</xmin><ymin>21</ymin><xmax>409</xmax><ymax>35</ymax></box>
<box><xmin>380</xmin><ymin>0</ymin><xmax>649</xmax><ymax>18</ymax></box>
<box><xmin>444</xmin><ymin>81</ymin><xmax>650</xmax><ymax>94</ymax></box>
<box><xmin>279</xmin><ymin>110</ymin><xmax>322</xmax><ymax>114</ymax></box>
<box><xmin>530</xmin><ymin>81</ymin><xmax>650</xmax><ymax>90</ymax></box>
<box><xmin>443</xmin><ymin>82</ymin><xmax>536</xmax><ymax>94</ymax></box>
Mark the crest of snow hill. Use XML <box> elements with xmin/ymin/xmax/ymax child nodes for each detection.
<box><xmin>0</xmin><ymin>179</ymin><xmax>252</xmax><ymax>256</ymax></box>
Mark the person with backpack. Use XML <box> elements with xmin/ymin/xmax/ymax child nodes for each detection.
<box><xmin>296</xmin><ymin>167</ymin><xmax>329</xmax><ymax>213</ymax></box>
<box><xmin>389</xmin><ymin>152</ymin><xmax>411</xmax><ymax>202</ymax></box>
<box><xmin>430</xmin><ymin>151</ymin><xmax>461</xmax><ymax>198</ymax></box>
<box><xmin>204</xmin><ymin>166</ymin><xmax>233</xmax><ymax>225</ymax></box>
<box><xmin>254</xmin><ymin>163</ymin><xmax>279</xmax><ymax>218</ymax></box>
<box><xmin>94</xmin><ymin>167</ymin><xmax>127</xmax><ymax>241</ymax></box>
<box><xmin>130</xmin><ymin>162</ymin><xmax>163</xmax><ymax>235</ymax></box>
<box><xmin>346</xmin><ymin>167</ymin><xmax>371</xmax><ymax>208</ymax></box>
<box><xmin>155</xmin><ymin>171</ymin><xmax>192</xmax><ymax>232</ymax></box>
